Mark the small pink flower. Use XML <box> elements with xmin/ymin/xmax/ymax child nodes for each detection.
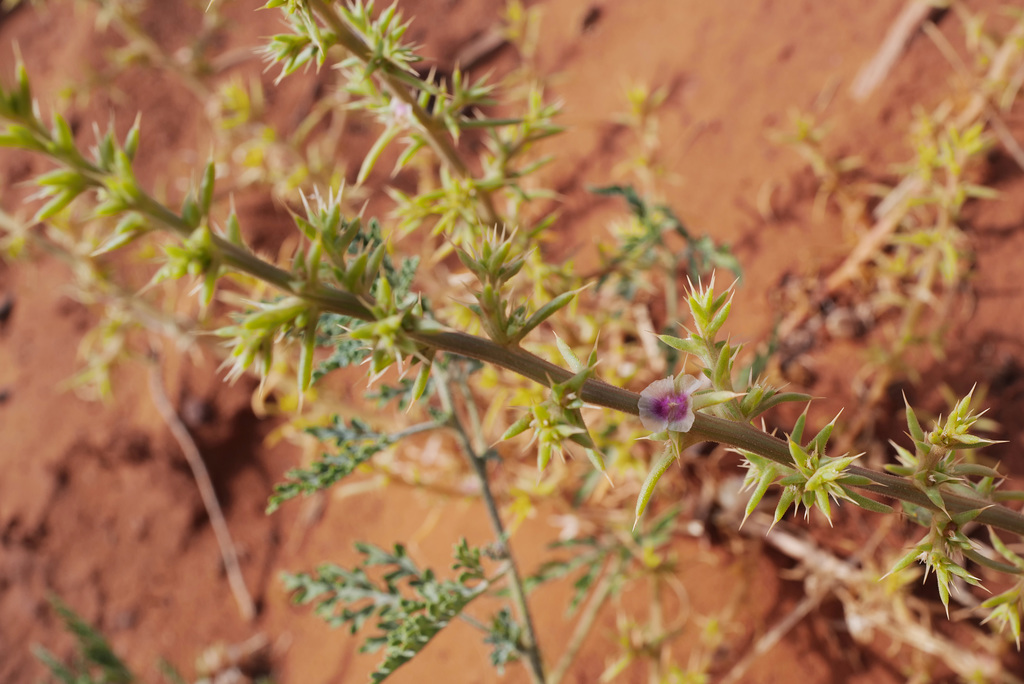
<box><xmin>638</xmin><ymin>374</ymin><xmax>708</xmax><ymax>432</ymax></box>
<box><xmin>389</xmin><ymin>99</ymin><xmax>413</xmax><ymax>126</ymax></box>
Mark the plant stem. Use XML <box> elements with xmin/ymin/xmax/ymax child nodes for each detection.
<box><xmin>434</xmin><ymin>364</ymin><xmax>546</xmax><ymax>684</ymax></box>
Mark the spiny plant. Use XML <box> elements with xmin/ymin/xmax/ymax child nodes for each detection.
<box><xmin>4</xmin><ymin>0</ymin><xmax>1024</xmax><ymax>681</ymax></box>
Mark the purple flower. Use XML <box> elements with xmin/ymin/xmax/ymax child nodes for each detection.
<box><xmin>638</xmin><ymin>375</ymin><xmax>709</xmax><ymax>432</ymax></box>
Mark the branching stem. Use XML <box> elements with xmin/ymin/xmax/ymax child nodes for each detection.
<box><xmin>10</xmin><ymin>52</ymin><xmax>1024</xmax><ymax>552</ymax></box>
<box><xmin>309</xmin><ymin>0</ymin><xmax>501</xmax><ymax>227</ymax></box>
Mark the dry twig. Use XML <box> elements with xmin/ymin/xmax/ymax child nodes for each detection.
<box><xmin>850</xmin><ymin>0</ymin><xmax>938</xmax><ymax>102</ymax></box>
<box><xmin>147</xmin><ymin>356</ymin><xmax>256</xmax><ymax>622</ymax></box>
<box><xmin>718</xmin><ymin>513</ymin><xmax>1010</xmax><ymax>683</ymax></box>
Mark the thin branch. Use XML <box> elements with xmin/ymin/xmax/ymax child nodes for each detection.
<box><xmin>850</xmin><ymin>0</ymin><xmax>938</xmax><ymax>102</ymax></box>
<box><xmin>147</xmin><ymin>355</ymin><xmax>256</xmax><ymax>622</ymax></box>
<box><xmin>921</xmin><ymin>20</ymin><xmax>1024</xmax><ymax>173</ymax></box>
<box><xmin>9</xmin><ymin>87</ymin><xmax>1024</xmax><ymax>539</ymax></box>
<box><xmin>718</xmin><ymin>588</ymin><xmax>824</xmax><ymax>684</ymax></box>
<box><xmin>123</xmin><ymin>196</ymin><xmax>1024</xmax><ymax>535</ymax></box>
<box><xmin>434</xmin><ymin>364</ymin><xmax>546</xmax><ymax>684</ymax></box>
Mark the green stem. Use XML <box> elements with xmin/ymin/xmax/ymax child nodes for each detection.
<box><xmin>434</xmin><ymin>366</ymin><xmax>546</xmax><ymax>684</ymax></box>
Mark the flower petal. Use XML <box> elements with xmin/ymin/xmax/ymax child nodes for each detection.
<box><xmin>640</xmin><ymin>377</ymin><xmax>677</xmax><ymax>400</ymax></box>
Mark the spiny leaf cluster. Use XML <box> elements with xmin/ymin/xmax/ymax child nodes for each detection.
<box><xmin>658</xmin><ymin>279</ymin><xmax>810</xmax><ymax>423</ymax></box>
<box><xmin>261</xmin><ymin>3</ymin><xmax>340</xmax><ymax>81</ymax></box>
<box><xmin>880</xmin><ymin>392</ymin><xmax>1019</xmax><ymax>615</ymax></box>
<box><xmin>501</xmin><ymin>336</ymin><xmax>604</xmax><ymax>474</ymax></box>
<box><xmin>310</xmin><ymin>217</ymin><xmax>422</xmax><ymax>383</ymax></box>
<box><xmin>739</xmin><ymin>412</ymin><xmax>881</xmax><ymax>528</ymax></box>
<box><xmin>886</xmin><ymin>391</ymin><xmax>1001</xmax><ymax>515</ymax></box>
<box><xmin>981</xmin><ymin>530</ymin><xmax>1024</xmax><ymax>648</ymax></box>
<box><xmin>456</xmin><ymin>229</ymin><xmax>578</xmax><ymax>347</ymax></box>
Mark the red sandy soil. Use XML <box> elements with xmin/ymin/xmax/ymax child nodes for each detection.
<box><xmin>2</xmin><ymin>1</ymin><xmax>1024</xmax><ymax>682</ymax></box>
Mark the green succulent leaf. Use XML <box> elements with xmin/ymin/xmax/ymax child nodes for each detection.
<box><xmin>839</xmin><ymin>486</ymin><xmax>893</xmax><ymax>515</ymax></box>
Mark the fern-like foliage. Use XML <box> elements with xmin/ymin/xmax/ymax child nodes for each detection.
<box><xmin>483</xmin><ymin>608</ymin><xmax>522</xmax><ymax>673</ymax></box>
<box><xmin>267</xmin><ymin>417</ymin><xmax>393</xmax><ymax>512</ymax></box>
<box><xmin>283</xmin><ymin>541</ymin><xmax>491</xmax><ymax>682</ymax></box>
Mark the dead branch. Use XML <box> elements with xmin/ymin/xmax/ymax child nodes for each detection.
<box><xmin>850</xmin><ymin>0</ymin><xmax>938</xmax><ymax>102</ymax></box>
<box><xmin>147</xmin><ymin>356</ymin><xmax>257</xmax><ymax>622</ymax></box>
